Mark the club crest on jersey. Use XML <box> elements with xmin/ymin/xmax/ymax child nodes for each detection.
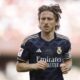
<box><xmin>57</xmin><ymin>47</ymin><xmax>62</xmax><ymax>54</ymax></box>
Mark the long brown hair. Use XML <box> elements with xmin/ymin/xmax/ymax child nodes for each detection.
<box><xmin>38</xmin><ymin>4</ymin><xmax>62</xmax><ymax>30</ymax></box>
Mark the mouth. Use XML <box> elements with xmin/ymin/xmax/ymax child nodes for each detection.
<box><xmin>44</xmin><ymin>25</ymin><xmax>49</xmax><ymax>28</ymax></box>
<box><xmin>42</xmin><ymin>25</ymin><xmax>50</xmax><ymax>31</ymax></box>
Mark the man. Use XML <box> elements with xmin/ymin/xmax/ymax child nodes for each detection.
<box><xmin>16</xmin><ymin>4</ymin><xmax>72</xmax><ymax>80</ymax></box>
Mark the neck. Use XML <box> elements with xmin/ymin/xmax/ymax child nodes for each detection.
<box><xmin>41</xmin><ymin>31</ymin><xmax>55</xmax><ymax>41</ymax></box>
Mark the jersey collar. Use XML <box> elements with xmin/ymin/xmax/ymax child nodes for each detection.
<box><xmin>38</xmin><ymin>32</ymin><xmax>57</xmax><ymax>42</ymax></box>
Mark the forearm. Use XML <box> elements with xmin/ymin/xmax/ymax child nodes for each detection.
<box><xmin>16</xmin><ymin>60</ymin><xmax>48</xmax><ymax>72</ymax></box>
<box><xmin>60</xmin><ymin>59</ymin><xmax>72</xmax><ymax>74</ymax></box>
<box><xmin>64</xmin><ymin>59</ymin><xmax>72</xmax><ymax>70</ymax></box>
<box><xmin>16</xmin><ymin>63</ymin><xmax>36</xmax><ymax>72</ymax></box>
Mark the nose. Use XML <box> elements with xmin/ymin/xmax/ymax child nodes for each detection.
<box><xmin>44</xmin><ymin>19</ymin><xmax>48</xmax><ymax>24</ymax></box>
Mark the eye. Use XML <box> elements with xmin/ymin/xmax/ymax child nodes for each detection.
<box><xmin>41</xmin><ymin>17</ymin><xmax>46</xmax><ymax>20</ymax></box>
<box><xmin>47</xmin><ymin>17</ymin><xmax>53</xmax><ymax>20</ymax></box>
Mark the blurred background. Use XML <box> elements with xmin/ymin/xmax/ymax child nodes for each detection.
<box><xmin>0</xmin><ymin>0</ymin><xmax>80</xmax><ymax>80</ymax></box>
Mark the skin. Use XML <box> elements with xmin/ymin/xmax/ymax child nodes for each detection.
<box><xmin>39</xmin><ymin>11</ymin><xmax>57</xmax><ymax>41</ymax></box>
<box><xmin>39</xmin><ymin>11</ymin><xmax>56</xmax><ymax>33</ymax></box>
<box><xmin>60</xmin><ymin>59</ymin><xmax>72</xmax><ymax>74</ymax></box>
<box><xmin>16</xmin><ymin>10</ymin><xmax>72</xmax><ymax>73</ymax></box>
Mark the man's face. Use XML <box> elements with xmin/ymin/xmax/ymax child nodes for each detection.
<box><xmin>39</xmin><ymin>11</ymin><xmax>57</xmax><ymax>33</ymax></box>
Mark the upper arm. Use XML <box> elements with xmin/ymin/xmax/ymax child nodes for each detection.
<box><xmin>17</xmin><ymin>39</ymin><xmax>30</xmax><ymax>63</ymax></box>
<box><xmin>62</xmin><ymin>40</ymin><xmax>71</xmax><ymax>61</ymax></box>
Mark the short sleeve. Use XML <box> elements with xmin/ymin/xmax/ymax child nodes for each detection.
<box><xmin>62</xmin><ymin>40</ymin><xmax>71</xmax><ymax>60</ymax></box>
<box><xmin>17</xmin><ymin>39</ymin><xmax>30</xmax><ymax>62</ymax></box>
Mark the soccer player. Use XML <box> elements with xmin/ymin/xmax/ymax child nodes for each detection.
<box><xmin>16</xmin><ymin>4</ymin><xmax>72</xmax><ymax>80</ymax></box>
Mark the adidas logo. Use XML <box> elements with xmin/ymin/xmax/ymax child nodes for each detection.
<box><xmin>36</xmin><ymin>48</ymin><xmax>42</xmax><ymax>53</ymax></box>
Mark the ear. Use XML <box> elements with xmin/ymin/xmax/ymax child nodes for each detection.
<box><xmin>55</xmin><ymin>22</ymin><xmax>58</xmax><ymax>26</ymax></box>
<box><xmin>39</xmin><ymin>25</ymin><xmax>41</xmax><ymax>30</ymax></box>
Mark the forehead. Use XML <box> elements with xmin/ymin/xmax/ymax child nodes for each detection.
<box><xmin>40</xmin><ymin>11</ymin><xmax>55</xmax><ymax>18</ymax></box>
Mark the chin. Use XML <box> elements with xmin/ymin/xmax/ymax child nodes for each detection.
<box><xmin>44</xmin><ymin>31</ymin><xmax>51</xmax><ymax>33</ymax></box>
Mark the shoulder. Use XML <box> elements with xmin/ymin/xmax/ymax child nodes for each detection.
<box><xmin>56</xmin><ymin>33</ymin><xmax>69</xmax><ymax>41</ymax></box>
<box><xmin>56</xmin><ymin>33</ymin><xmax>71</xmax><ymax>45</ymax></box>
<box><xmin>24</xmin><ymin>33</ymin><xmax>39</xmax><ymax>42</ymax></box>
<box><xmin>21</xmin><ymin>33</ymin><xmax>39</xmax><ymax>47</ymax></box>
<box><xmin>56</xmin><ymin>33</ymin><xmax>70</xmax><ymax>43</ymax></box>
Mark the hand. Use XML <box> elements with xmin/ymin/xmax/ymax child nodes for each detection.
<box><xmin>60</xmin><ymin>63</ymin><xmax>71</xmax><ymax>74</ymax></box>
<box><xmin>32</xmin><ymin>60</ymin><xmax>48</xmax><ymax>70</ymax></box>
